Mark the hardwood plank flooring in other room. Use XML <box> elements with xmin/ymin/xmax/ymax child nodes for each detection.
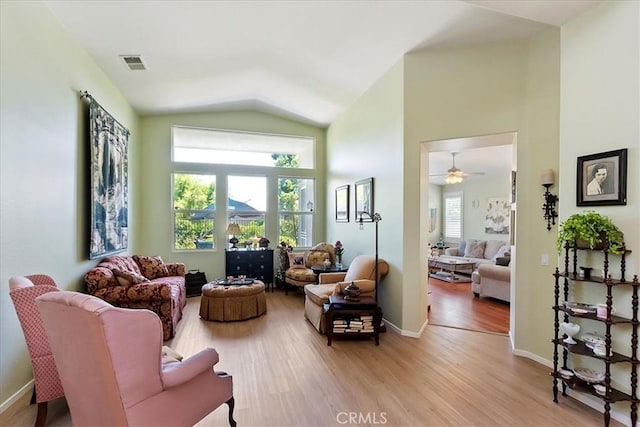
<box><xmin>428</xmin><ymin>276</ymin><xmax>510</xmax><ymax>335</ymax></box>
<box><xmin>1</xmin><ymin>290</ymin><xmax>617</xmax><ymax>426</ymax></box>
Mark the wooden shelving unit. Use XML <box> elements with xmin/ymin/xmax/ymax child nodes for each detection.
<box><xmin>552</xmin><ymin>243</ymin><xmax>639</xmax><ymax>426</ymax></box>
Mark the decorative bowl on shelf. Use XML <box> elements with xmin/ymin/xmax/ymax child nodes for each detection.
<box><xmin>574</xmin><ymin>367</ymin><xmax>605</xmax><ymax>384</ymax></box>
<box><xmin>593</xmin><ymin>384</ymin><xmax>607</xmax><ymax>395</ymax></box>
<box><xmin>581</xmin><ymin>332</ymin><xmax>605</xmax><ymax>348</ymax></box>
<box><xmin>564</xmin><ymin>301</ymin><xmax>596</xmax><ymax>314</ymax></box>
<box><xmin>560</xmin><ymin>322</ymin><xmax>580</xmax><ymax>344</ymax></box>
<box><xmin>559</xmin><ymin>369</ymin><xmax>574</xmax><ymax>380</ymax></box>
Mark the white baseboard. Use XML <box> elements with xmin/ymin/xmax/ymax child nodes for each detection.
<box><xmin>382</xmin><ymin>317</ymin><xmax>427</xmax><ymax>338</ymax></box>
<box><xmin>0</xmin><ymin>380</ymin><xmax>33</xmax><ymax>415</ymax></box>
<box><xmin>512</xmin><ymin>347</ymin><xmax>553</xmax><ymax>368</ymax></box>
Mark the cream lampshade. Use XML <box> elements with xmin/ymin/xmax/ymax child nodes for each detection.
<box><xmin>224</xmin><ymin>223</ymin><xmax>242</xmax><ymax>250</ymax></box>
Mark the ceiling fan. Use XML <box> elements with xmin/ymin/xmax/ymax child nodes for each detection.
<box><xmin>430</xmin><ymin>152</ymin><xmax>485</xmax><ymax>184</ymax></box>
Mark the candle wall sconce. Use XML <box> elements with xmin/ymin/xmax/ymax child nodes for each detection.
<box><xmin>540</xmin><ymin>168</ymin><xmax>558</xmax><ymax>231</ymax></box>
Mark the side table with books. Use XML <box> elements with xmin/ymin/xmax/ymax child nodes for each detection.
<box><xmin>324</xmin><ymin>295</ymin><xmax>382</xmax><ymax>346</ymax></box>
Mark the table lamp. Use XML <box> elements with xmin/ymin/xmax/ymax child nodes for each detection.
<box><xmin>225</xmin><ymin>223</ymin><xmax>241</xmax><ymax>250</ymax></box>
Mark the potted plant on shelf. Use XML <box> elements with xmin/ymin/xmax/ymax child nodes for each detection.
<box><xmin>556</xmin><ymin>211</ymin><xmax>625</xmax><ymax>254</ymax></box>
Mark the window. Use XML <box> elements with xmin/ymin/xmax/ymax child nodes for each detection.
<box><xmin>173</xmin><ymin>174</ymin><xmax>216</xmax><ymax>250</ymax></box>
<box><xmin>227</xmin><ymin>176</ymin><xmax>266</xmax><ymax>244</ymax></box>
<box><xmin>171</xmin><ymin>126</ymin><xmax>318</xmax><ymax>251</ymax></box>
<box><xmin>278</xmin><ymin>177</ymin><xmax>315</xmax><ymax>247</ymax></box>
<box><xmin>444</xmin><ymin>192</ymin><xmax>463</xmax><ymax>241</ymax></box>
<box><xmin>172</xmin><ymin>126</ymin><xmax>314</xmax><ymax>168</ymax></box>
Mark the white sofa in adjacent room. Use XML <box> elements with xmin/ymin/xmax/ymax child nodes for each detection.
<box><xmin>442</xmin><ymin>239</ymin><xmax>509</xmax><ymax>266</ymax></box>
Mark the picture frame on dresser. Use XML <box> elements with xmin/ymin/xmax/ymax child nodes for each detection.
<box><xmin>577</xmin><ymin>148</ymin><xmax>627</xmax><ymax>206</ymax></box>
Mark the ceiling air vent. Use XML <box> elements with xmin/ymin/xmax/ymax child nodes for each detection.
<box><xmin>119</xmin><ymin>55</ymin><xmax>146</xmax><ymax>71</ymax></box>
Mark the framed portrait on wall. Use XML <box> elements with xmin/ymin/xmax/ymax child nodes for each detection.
<box><xmin>577</xmin><ymin>148</ymin><xmax>627</xmax><ymax>206</ymax></box>
<box><xmin>355</xmin><ymin>177</ymin><xmax>374</xmax><ymax>222</ymax></box>
<box><xmin>335</xmin><ymin>185</ymin><xmax>349</xmax><ymax>222</ymax></box>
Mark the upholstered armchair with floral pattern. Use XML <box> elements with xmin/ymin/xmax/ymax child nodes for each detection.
<box><xmin>284</xmin><ymin>242</ymin><xmax>336</xmax><ymax>293</ymax></box>
<box><xmin>84</xmin><ymin>255</ymin><xmax>186</xmax><ymax>340</ymax></box>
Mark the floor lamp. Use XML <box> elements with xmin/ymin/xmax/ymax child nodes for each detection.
<box><xmin>359</xmin><ymin>212</ymin><xmax>382</xmax><ymax>304</ymax></box>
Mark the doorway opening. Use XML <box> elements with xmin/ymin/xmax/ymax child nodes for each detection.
<box><xmin>421</xmin><ymin>132</ymin><xmax>516</xmax><ymax>335</ymax></box>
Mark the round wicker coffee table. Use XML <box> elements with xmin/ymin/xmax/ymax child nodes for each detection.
<box><xmin>199</xmin><ymin>280</ymin><xmax>267</xmax><ymax>321</ymax></box>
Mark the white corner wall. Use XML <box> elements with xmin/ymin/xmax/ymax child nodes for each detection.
<box><xmin>442</xmin><ymin>173</ymin><xmax>512</xmax><ymax>242</ymax></box>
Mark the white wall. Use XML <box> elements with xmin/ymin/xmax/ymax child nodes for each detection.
<box><xmin>0</xmin><ymin>1</ymin><xmax>139</xmax><ymax>406</ymax></box>
<box><xmin>441</xmin><ymin>173</ymin><xmax>511</xmax><ymax>242</ymax></box>
<box><xmin>138</xmin><ymin>111</ymin><xmax>326</xmax><ymax>280</ymax></box>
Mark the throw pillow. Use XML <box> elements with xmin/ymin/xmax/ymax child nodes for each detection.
<box><xmin>457</xmin><ymin>240</ymin><xmax>467</xmax><ymax>256</ymax></box>
<box><xmin>496</xmin><ymin>256</ymin><xmax>511</xmax><ymax>267</ymax></box>
<box><xmin>133</xmin><ymin>255</ymin><xmax>169</xmax><ymax>279</ymax></box>
<box><xmin>306</xmin><ymin>251</ymin><xmax>330</xmax><ymax>267</ymax></box>
<box><xmin>484</xmin><ymin>240</ymin><xmax>507</xmax><ymax>260</ymax></box>
<box><xmin>113</xmin><ymin>269</ymin><xmax>150</xmax><ymax>286</ymax></box>
<box><xmin>491</xmin><ymin>244</ymin><xmax>511</xmax><ymax>262</ymax></box>
<box><xmin>464</xmin><ymin>239</ymin><xmax>486</xmax><ymax>258</ymax></box>
<box><xmin>288</xmin><ymin>252</ymin><xmax>306</xmax><ymax>269</ymax></box>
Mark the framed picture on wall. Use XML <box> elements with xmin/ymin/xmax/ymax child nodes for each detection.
<box><xmin>577</xmin><ymin>148</ymin><xmax>627</xmax><ymax>206</ymax></box>
<box><xmin>335</xmin><ymin>185</ymin><xmax>349</xmax><ymax>222</ymax></box>
<box><xmin>355</xmin><ymin>177</ymin><xmax>374</xmax><ymax>221</ymax></box>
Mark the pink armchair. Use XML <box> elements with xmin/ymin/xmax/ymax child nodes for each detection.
<box><xmin>8</xmin><ymin>275</ymin><xmax>64</xmax><ymax>427</ymax></box>
<box><xmin>35</xmin><ymin>291</ymin><xmax>236</xmax><ymax>427</ymax></box>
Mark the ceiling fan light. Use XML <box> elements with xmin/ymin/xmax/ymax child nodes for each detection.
<box><xmin>445</xmin><ymin>174</ymin><xmax>463</xmax><ymax>184</ymax></box>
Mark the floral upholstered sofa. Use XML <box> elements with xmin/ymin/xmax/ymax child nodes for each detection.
<box><xmin>84</xmin><ymin>255</ymin><xmax>186</xmax><ymax>340</ymax></box>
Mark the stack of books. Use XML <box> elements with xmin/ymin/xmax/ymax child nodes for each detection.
<box><xmin>332</xmin><ymin>315</ymin><xmax>375</xmax><ymax>333</ymax></box>
<box><xmin>360</xmin><ymin>315</ymin><xmax>374</xmax><ymax>333</ymax></box>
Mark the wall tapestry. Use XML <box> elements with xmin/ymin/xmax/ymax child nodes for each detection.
<box><xmin>87</xmin><ymin>94</ymin><xmax>130</xmax><ymax>259</ymax></box>
<box><xmin>485</xmin><ymin>197</ymin><xmax>510</xmax><ymax>235</ymax></box>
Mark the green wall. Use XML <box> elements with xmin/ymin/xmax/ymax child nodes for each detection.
<box><xmin>558</xmin><ymin>1</ymin><xmax>639</xmax><ymax>419</ymax></box>
<box><xmin>138</xmin><ymin>111</ymin><xmax>327</xmax><ymax>280</ymax></box>
<box><xmin>0</xmin><ymin>1</ymin><xmax>139</xmax><ymax>406</ymax></box>
<box><xmin>1</xmin><ymin>1</ymin><xmax>637</xmax><ymax>423</ymax></box>
<box><xmin>326</xmin><ymin>60</ymin><xmax>405</xmax><ymax>331</ymax></box>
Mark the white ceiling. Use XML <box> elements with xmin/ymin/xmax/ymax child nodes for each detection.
<box><xmin>427</xmin><ymin>132</ymin><xmax>515</xmax><ymax>185</ymax></box>
<box><xmin>43</xmin><ymin>0</ymin><xmax>601</xmax><ymax>127</ymax></box>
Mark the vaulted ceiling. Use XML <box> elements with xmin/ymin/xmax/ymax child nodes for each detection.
<box><xmin>44</xmin><ymin>0</ymin><xmax>600</xmax><ymax>127</ymax></box>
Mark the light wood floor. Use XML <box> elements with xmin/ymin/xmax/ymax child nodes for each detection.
<box><xmin>2</xmin><ymin>290</ymin><xmax>618</xmax><ymax>426</ymax></box>
<box><xmin>427</xmin><ymin>277</ymin><xmax>510</xmax><ymax>335</ymax></box>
